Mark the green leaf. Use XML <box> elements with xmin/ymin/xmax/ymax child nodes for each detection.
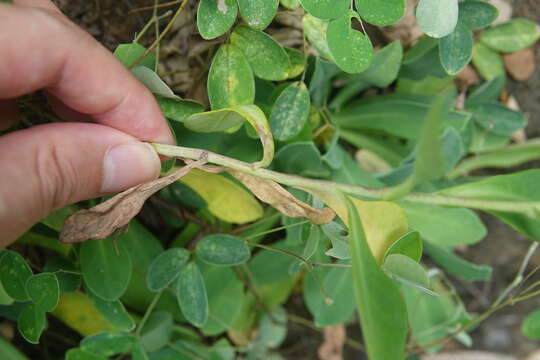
<box><xmin>207</xmin><ymin>44</ymin><xmax>255</xmax><ymax>110</ymax></box>
<box><xmin>281</xmin><ymin>0</ymin><xmax>299</xmax><ymax>9</ymax></box>
<box><xmin>26</xmin><ymin>273</ymin><xmax>59</xmax><ymax>313</ymax></box>
<box><xmin>0</xmin><ymin>336</ymin><xmax>28</xmax><ymax>360</ymax></box>
<box><xmin>471</xmin><ymin>103</ymin><xmax>527</xmax><ymax>136</ymax></box>
<box><xmin>197</xmin><ymin>0</ymin><xmax>238</xmax><ymax>39</ymax></box>
<box><xmin>299</xmin><ymin>0</ymin><xmax>349</xmax><ymax>20</ymax></box>
<box><xmin>274</xmin><ymin>142</ymin><xmax>330</xmax><ymax>178</ymax></box>
<box><xmin>199</xmin><ymin>263</ymin><xmax>245</xmax><ymax>335</ymax></box>
<box><xmin>284</xmin><ymin>47</ymin><xmax>306</xmax><ymax>79</ymax></box>
<box><xmin>480</xmin><ymin>18</ymin><xmax>540</xmax><ymax>53</ymax></box>
<box><xmin>469</xmin><ymin>124</ymin><xmax>511</xmax><ymax>153</ymax></box>
<box><xmin>184</xmin><ymin>105</ymin><xmax>274</xmax><ymax>168</ymax></box>
<box><xmin>87</xmin><ymin>289</ymin><xmax>135</xmax><ymax>331</ymax></box>
<box><xmin>309</xmin><ymin>57</ymin><xmax>341</xmax><ymax>107</ymax></box>
<box><xmin>451</xmin><ymin>139</ymin><xmax>540</xmax><ymax>178</ymax></box>
<box><xmin>139</xmin><ymin>311</ymin><xmax>173</xmax><ymax>352</ymax></box>
<box><xmin>258</xmin><ymin>307</ymin><xmax>288</xmax><ymax>348</ymax></box>
<box><xmin>424</xmin><ymin>242</ymin><xmax>492</xmax><ymax>282</ymax></box>
<box><xmin>522</xmin><ymin>308</ymin><xmax>540</xmax><ymax>339</ymax></box>
<box><xmin>327</xmin><ymin>12</ymin><xmax>373</xmax><ymax>74</ymax></box>
<box><xmin>345</xmin><ymin>197</ymin><xmax>408</xmax><ymax>359</ymax></box>
<box><xmin>17</xmin><ymin>304</ymin><xmax>45</xmax><ymax>344</ymax></box>
<box><xmin>41</xmin><ymin>204</ymin><xmax>78</xmax><ymax>232</ymax></box>
<box><xmin>65</xmin><ymin>349</ymin><xmax>107</xmax><ymax>360</ymax></box>
<box><xmin>0</xmin><ymin>250</ymin><xmax>32</xmax><ymax>301</ymax></box>
<box><xmin>459</xmin><ymin>1</ymin><xmax>498</xmax><ymax>30</ymax></box>
<box><xmin>269</xmin><ymin>82</ymin><xmax>310</xmax><ymax>141</ymax></box>
<box><xmin>230</xmin><ymin>25</ymin><xmax>291</xmax><ymax>81</ymax></box>
<box><xmin>304</xmin><ymin>264</ymin><xmax>355</xmax><ymax>326</ymax></box>
<box><xmin>80</xmin><ymin>239</ymin><xmax>132</xmax><ymax>301</ymax></box>
<box><xmin>43</xmin><ymin>256</ymin><xmax>81</xmax><ymax>292</ymax></box>
<box><xmin>113</xmin><ymin>43</ymin><xmax>155</xmax><ymax>69</ymax></box>
<box><xmin>290</xmin><ymin>224</ymin><xmax>321</xmax><ymax>273</ymax></box>
<box><xmin>439</xmin><ymin>21</ymin><xmax>473</xmax><ymax>75</ymax></box>
<box><xmin>147</xmin><ymin>248</ymin><xmax>190</xmax><ymax>292</ymax></box>
<box><xmin>302</xmin><ymin>14</ymin><xmax>333</xmax><ymax>60</ymax></box>
<box><xmin>334</xmin><ymin>94</ymin><xmax>471</xmax><ymax>141</ymax></box>
<box><xmin>80</xmin><ymin>331</ymin><xmax>135</xmax><ymax>357</ymax></box>
<box><xmin>131</xmin><ymin>66</ymin><xmax>174</xmax><ymax>97</ymax></box>
<box><xmin>439</xmin><ymin>170</ymin><xmax>540</xmax><ymax>240</ymax></box>
<box><xmin>196</xmin><ymin>234</ymin><xmax>250</xmax><ymax>266</ymax></box>
<box><xmin>400</xmin><ymin>36</ymin><xmax>448</xmax><ymax>80</ymax></box>
<box><xmin>322</xmin><ymin>221</ymin><xmax>350</xmax><ymax>259</ymax></box>
<box><xmin>156</xmin><ymin>95</ymin><xmax>204</xmax><ymax>123</ymax></box>
<box><xmin>471</xmin><ymin>42</ymin><xmax>505</xmax><ymax>81</ymax></box>
<box><xmin>416</xmin><ymin>0</ymin><xmax>458</xmax><ymax>38</ymax></box>
<box><xmin>132</xmin><ymin>340</ymin><xmax>149</xmax><ymax>360</ymax></box>
<box><xmin>355</xmin><ymin>0</ymin><xmax>405</xmax><ymax>26</ymax></box>
<box><xmin>401</xmin><ymin>203</ymin><xmax>486</xmax><ymax>247</ymax></box>
<box><xmin>383</xmin><ymin>254</ymin><xmax>431</xmax><ymax>293</ymax></box>
<box><xmin>466</xmin><ymin>75</ymin><xmax>506</xmax><ymax>107</ymax></box>
<box><xmin>238</xmin><ymin>0</ymin><xmax>279</xmax><ymax>30</ymax></box>
<box><xmin>348</xmin><ymin>41</ymin><xmax>403</xmax><ymax>87</ymax></box>
<box><xmin>176</xmin><ymin>262</ymin><xmax>209</xmax><ymax>327</ymax></box>
<box><xmin>384</xmin><ymin>231</ymin><xmax>422</xmax><ymax>262</ymax></box>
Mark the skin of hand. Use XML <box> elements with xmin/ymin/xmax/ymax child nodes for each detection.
<box><xmin>0</xmin><ymin>0</ymin><xmax>175</xmax><ymax>246</ymax></box>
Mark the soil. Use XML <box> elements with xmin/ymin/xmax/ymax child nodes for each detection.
<box><xmin>19</xmin><ymin>0</ymin><xmax>540</xmax><ymax>358</ymax></box>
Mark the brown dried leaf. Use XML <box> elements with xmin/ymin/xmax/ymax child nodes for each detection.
<box><xmin>504</xmin><ymin>48</ymin><xmax>536</xmax><ymax>81</ymax></box>
<box><xmin>230</xmin><ymin>171</ymin><xmax>335</xmax><ymax>224</ymax></box>
<box><xmin>318</xmin><ymin>325</ymin><xmax>346</xmax><ymax>360</ymax></box>
<box><xmin>60</xmin><ymin>154</ymin><xmax>208</xmax><ymax>243</ymax></box>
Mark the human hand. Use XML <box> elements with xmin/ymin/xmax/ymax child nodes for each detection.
<box><xmin>0</xmin><ymin>0</ymin><xmax>174</xmax><ymax>245</ymax></box>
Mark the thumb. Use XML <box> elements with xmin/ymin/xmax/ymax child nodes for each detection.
<box><xmin>0</xmin><ymin>123</ymin><xmax>161</xmax><ymax>245</ymax></box>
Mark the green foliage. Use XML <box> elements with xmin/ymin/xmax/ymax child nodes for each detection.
<box><xmin>9</xmin><ymin>1</ymin><xmax>540</xmax><ymax>359</ymax></box>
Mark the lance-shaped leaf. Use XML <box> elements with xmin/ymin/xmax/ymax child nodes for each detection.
<box><xmin>176</xmin><ymin>262</ymin><xmax>208</xmax><ymax>327</ymax></box>
<box><xmin>269</xmin><ymin>82</ymin><xmax>310</xmax><ymax>141</ymax></box>
<box><xmin>197</xmin><ymin>0</ymin><xmax>237</xmax><ymax>39</ymax></box>
<box><xmin>327</xmin><ymin>11</ymin><xmax>373</xmax><ymax>74</ymax></box>
<box><xmin>416</xmin><ymin>0</ymin><xmax>458</xmax><ymax>38</ymax></box>
<box><xmin>207</xmin><ymin>44</ymin><xmax>255</xmax><ymax>110</ymax></box>
<box><xmin>230</xmin><ymin>25</ymin><xmax>291</xmax><ymax>81</ymax></box>
<box><xmin>298</xmin><ymin>0</ymin><xmax>349</xmax><ymax>20</ymax></box>
<box><xmin>438</xmin><ymin>170</ymin><xmax>540</xmax><ymax>240</ymax></box>
<box><xmin>230</xmin><ymin>171</ymin><xmax>335</xmax><ymax>224</ymax></box>
<box><xmin>237</xmin><ymin>0</ymin><xmax>279</xmax><ymax>30</ymax></box>
<box><xmin>345</xmin><ymin>196</ymin><xmax>409</xmax><ymax>359</ymax></box>
<box><xmin>355</xmin><ymin>0</ymin><xmax>405</xmax><ymax>26</ymax></box>
<box><xmin>184</xmin><ymin>105</ymin><xmax>274</xmax><ymax>168</ymax></box>
<box><xmin>382</xmin><ymin>254</ymin><xmax>433</xmax><ymax>295</ymax></box>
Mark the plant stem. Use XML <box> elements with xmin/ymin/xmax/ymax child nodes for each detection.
<box><xmin>152</xmin><ymin>143</ymin><xmax>540</xmax><ymax>217</ymax></box>
<box><xmin>130</xmin><ymin>0</ymin><xmax>189</xmax><ymax>69</ymax></box>
<box><xmin>241</xmin><ymin>220</ymin><xmax>310</xmax><ymax>241</ymax></box>
<box><xmin>135</xmin><ymin>291</ymin><xmax>162</xmax><ymax>336</ymax></box>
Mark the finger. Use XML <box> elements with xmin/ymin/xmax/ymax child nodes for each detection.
<box><xmin>0</xmin><ymin>122</ymin><xmax>161</xmax><ymax>246</ymax></box>
<box><xmin>13</xmin><ymin>0</ymin><xmax>62</xmax><ymax>13</ymax></box>
<box><xmin>0</xmin><ymin>4</ymin><xmax>174</xmax><ymax>145</ymax></box>
<box><xmin>0</xmin><ymin>100</ymin><xmax>18</xmax><ymax>131</ymax></box>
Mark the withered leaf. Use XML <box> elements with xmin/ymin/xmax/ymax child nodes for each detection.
<box><xmin>230</xmin><ymin>170</ymin><xmax>335</xmax><ymax>224</ymax></box>
<box><xmin>60</xmin><ymin>154</ymin><xmax>208</xmax><ymax>243</ymax></box>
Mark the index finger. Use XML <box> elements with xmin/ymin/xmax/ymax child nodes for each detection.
<box><xmin>0</xmin><ymin>3</ymin><xmax>174</xmax><ymax>145</ymax></box>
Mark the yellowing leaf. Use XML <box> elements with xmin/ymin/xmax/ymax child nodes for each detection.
<box><xmin>180</xmin><ymin>169</ymin><xmax>263</xmax><ymax>224</ymax></box>
<box><xmin>51</xmin><ymin>291</ymin><xmax>116</xmax><ymax>336</ymax></box>
<box><xmin>302</xmin><ymin>188</ymin><xmax>408</xmax><ymax>262</ymax></box>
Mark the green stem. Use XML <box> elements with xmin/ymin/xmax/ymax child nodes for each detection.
<box><xmin>135</xmin><ymin>291</ymin><xmax>162</xmax><ymax>336</ymax></box>
<box><xmin>241</xmin><ymin>220</ymin><xmax>309</xmax><ymax>241</ymax></box>
<box><xmin>130</xmin><ymin>0</ymin><xmax>189</xmax><ymax>69</ymax></box>
<box><xmin>152</xmin><ymin>143</ymin><xmax>540</xmax><ymax>217</ymax></box>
